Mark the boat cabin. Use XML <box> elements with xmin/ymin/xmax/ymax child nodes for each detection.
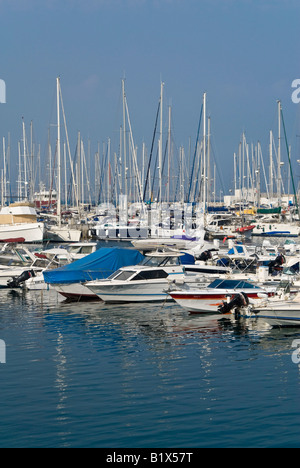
<box><xmin>0</xmin><ymin>202</ymin><xmax>39</xmax><ymax>225</ymax></box>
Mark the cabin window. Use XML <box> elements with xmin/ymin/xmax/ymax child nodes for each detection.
<box><xmin>130</xmin><ymin>270</ymin><xmax>169</xmax><ymax>281</ymax></box>
<box><xmin>108</xmin><ymin>270</ymin><xmax>122</xmax><ymax>280</ymax></box>
<box><xmin>185</xmin><ymin>267</ymin><xmax>228</xmax><ymax>275</ymax></box>
<box><xmin>80</xmin><ymin>246</ymin><xmax>93</xmax><ymax>254</ymax></box>
<box><xmin>109</xmin><ymin>270</ymin><xmax>134</xmax><ymax>281</ymax></box>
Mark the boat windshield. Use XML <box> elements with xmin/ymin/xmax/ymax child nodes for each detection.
<box><xmin>107</xmin><ymin>269</ymin><xmax>122</xmax><ymax>280</ymax></box>
<box><xmin>208</xmin><ymin>279</ymin><xmax>260</xmax><ymax>289</ymax></box>
<box><xmin>283</xmin><ymin>262</ymin><xmax>299</xmax><ymax>275</ymax></box>
<box><xmin>130</xmin><ymin>270</ymin><xmax>169</xmax><ymax>281</ymax></box>
<box><xmin>108</xmin><ymin>270</ymin><xmax>135</xmax><ymax>281</ymax></box>
<box><xmin>282</xmin><ymin>267</ymin><xmax>298</xmax><ymax>276</ymax></box>
<box><xmin>107</xmin><ymin>269</ymin><xmax>134</xmax><ymax>281</ymax></box>
<box><xmin>140</xmin><ymin>256</ymin><xmax>180</xmax><ymax>267</ymax></box>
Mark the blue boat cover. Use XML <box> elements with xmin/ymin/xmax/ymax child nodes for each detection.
<box><xmin>43</xmin><ymin>248</ymin><xmax>145</xmax><ymax>285</ymax></box>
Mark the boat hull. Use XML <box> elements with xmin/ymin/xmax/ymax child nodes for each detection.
<box><xmin>0</xmin><ymin>222</ymin><xmax>44</xmax><ymax>243</ymax></box>
<box><xmin>46</xmin><ymin>227</ymin><xmax>81</xmax><ymax>242</ymax></box>
<box><xmin>170</xmin><ymin>290</ymin><xmax>276</xmax><ymax>314</ymax></box>
<box><xmin>253</xmin><ymin>304</ymin><xmax>300</xmax><ymax>326</ymax></box>
<box><xmin>52</xmin><ymin>283</ymin><xmax>100</xmax><ymax>301</ymax></box>
<box><xmin>252</xmin><ymin>224</ymin><xmax>300</xmax><ymax>238</ymax></box>
<box><xmin>87</xmin><ymin>281</ymin><xmax>172</xmax><ymax>303</ymax></box>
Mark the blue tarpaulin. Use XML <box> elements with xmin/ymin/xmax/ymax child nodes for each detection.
<box><xmin>43</xmin><ymin>248</ymin><xmax>145</xmax><ymax>285</ymax></box>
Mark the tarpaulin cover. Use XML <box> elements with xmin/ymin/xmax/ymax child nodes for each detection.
<box><xmin>43</xmin><ymin>248</ymin><xmax>144</xmax><ymax>285</ymax></box>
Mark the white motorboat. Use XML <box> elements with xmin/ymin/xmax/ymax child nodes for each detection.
<box><xmin>41</xmin><ymin>242</ymin><xmax>97</xmax><ymax>263</ymax></box>
<box><xmin>245</xmin><ymin>293</ymin><xmax>300</xmax><ymax>327</ymax></box>
<box><xmin>0</xmin><ymin>249</ymin><xmax>48</xmax><ymax>289</ymax></box>
<box><xmin>85</xmin><ymin>251</ymin><xmax>204</xmax><ymax>303</ymax></box>
<box><xmin>0</xmin><ymin>202</ymin><xmax>44</xmax><ymax>243</ymax></box>
<box><xmin>168</xmin><ymin>278</ymin><xmax>277</xmax><ymax>314</ymax></box>
<box><xmin>24</xmin><ymin>243</ymin><xmax>98</xmax><ymax>292</ymax></box>
<box><xmin>252</xmin><ymin>222</ymin><xmax>300</xmax><ymax>238</ymax></box>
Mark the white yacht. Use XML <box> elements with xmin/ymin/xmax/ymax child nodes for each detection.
<box><xmin>0</xmin><ymin>202</ymin><xmax>44</xmax><ymax>243</ymax></box>
<box><xmin>85</xmin><ymin>252</ymin><xmax>202</xmax><ymax>303</ymax></box>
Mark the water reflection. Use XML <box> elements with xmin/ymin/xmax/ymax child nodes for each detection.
<box><xmin>1</xmin><ymin>286</ymin><xmax>300</xmax><ymax>448</ymax></box>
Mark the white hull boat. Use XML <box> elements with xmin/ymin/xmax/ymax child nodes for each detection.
<box><xmin>86</xmin><ymin>280</ymin><xmax>172</xmax><ymax>303</ymax></box>
<box><xmin>0</xmin><ymin>222</ymin><xmax>44</xmax><ymax>243</ymax></box>
<box><xmin>169</xmin><ymin>278</ymin><xmax>277</xmax><ymax>314</ymax></box>
<box><xmin>25</xmin><ymin>273</ymin><xmax>50</xmax><ymax>291</ymax></box>
<box><xmin>0</xmin><ymin>202</ymin><xmax>44</xmax><ymax>243</ymax></box>
<box><xmin>247</xmin><ymin>293</ymin><xmax>300</xmax><ymax>326</ymax></box>
<box><xmin>46</xmin><ymin>226</ymin><xmax>81</xmax><ymax>243</ymax></box>
<box><xmin>0</xmin><ymin>265</ymin><xmax>43</xmax><ymax>288</ymax></box>
<box><xmin>50</xmin><ymin>283</ymin><xmax>99</xmax><ymax>300</ymax></box>
<box><xmin>85</xmin><ymin>252</ymin><xmax>200</xmax><ymax>303</ymax></box>
<box><xmin>252</xmin><ymin>223</ymin><xmax>300</xmax><ymax>238</ymax></box>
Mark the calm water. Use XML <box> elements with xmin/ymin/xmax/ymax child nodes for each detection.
<box><xmin>0</xmin><ymin>287</ymin><xmax>300</xmax><ymax>448</ymax></box>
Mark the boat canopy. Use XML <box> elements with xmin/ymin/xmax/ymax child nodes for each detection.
<box><xmin>43</xmin><ymin>247</ymin><xmax>145</xmax><ymax>285</ymax></box>
<box><xmin>257</xmin><ymin>207</ymin><xmax>281</xmax><ymax>215</ymax></box>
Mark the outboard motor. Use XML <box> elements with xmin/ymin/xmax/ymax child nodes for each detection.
<box><xmin>268</xmin><ymin>254</ymin><xmax>285</xmax><ymax>275</ymax></box>
<box><xmin>7</xmin><ymin>270</ymin><xmax>36</xmax><ymax>289</ymax></box>
<box><xmin>198</xmin><ymin>249</ymin><xmax>217</xmax><ymax>262</ymax></box>
<box><xmin>218</xmin><ymin>292</ymin><xmax>249</xmax><ymax>315</ymax></box>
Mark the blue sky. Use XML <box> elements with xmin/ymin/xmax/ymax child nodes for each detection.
<box><xmin>1</xmin><ymin>0</ymin><xmax>300</xmax><ymax>196</ymax></box>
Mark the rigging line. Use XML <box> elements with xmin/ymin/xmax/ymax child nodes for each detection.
<box><xmin>187</xmin><ymin>103</ymin><xmax>203</xmax><ymax>203</ymax></box>
<box><xmin>98</xmin><ymin>143</ymin><xmax>108</xmax><ymax>204</ymax></box>
<box><xmin>209</xmin><ymin>138</ymin><xmax>225</xmax><ymax>195</ymax></box>
<box><xmin>143</xmin><ymin>100</ymin><xmax>160</xmax><ymax>202</ymax></box>
<box><xmin>281</xmin><ymin>108</ymin><xmax>299</xmax><ymax>218</ymax></box>
<box><xmin>157</xmin><ymin>138</ymin><xmax>169</xmax><ymax>202</ymax></box>
<box><xmin>150</xmin><ymin>147</ymin><xmax>159</xmax><ymax>200</ymax></box>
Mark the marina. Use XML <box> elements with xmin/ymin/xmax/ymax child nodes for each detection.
<box><xmin>2</xmin><ymin>0</ymin><xmax>300</xmax><ymax>450</ymax></box>
<box><xmin>1</xmin><ymin>91</ymin><xmax>300</xmax><ymax>446</ymax></box>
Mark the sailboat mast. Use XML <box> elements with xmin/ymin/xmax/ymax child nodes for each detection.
<box><xmin>277</xmin><ymin>100</ymin><xmax>281</xmax><ymax>206</ymax></box>
<box><xmin>56</xmin><ymin>77</ymin><xmax>61</xmax><ymax>226</ymax></box>
<box><xmin>22</xmin><ymin>118</ymin><xmax>27</xmax><ymax>200</ymax></box>
<box><xmin>167</xmin><ymin>105</ymin><xmax>171</xmax><ymax>204</ymax></box>
<box><xmin>3</xmin><ymin>137</ymin><xmax>6</xmax><ymax>204</ymax></box>
<box><xmin>203</xmin><ymin>92</ymin><xmax>207</xmax><ymax>208</ymax></box>
<box><xmin>159</xmin><ymin>81</ymin><xmax>164</xmax><ymax>206</ymax></box>
<box><xmin>269</xmin><ymin>130</ymin><xmax>273</xmax><ymax>200</ymax></box>
<box><xmin>207</xmin><ymin>115</ymin><xmax>211</xmax><ymax>205</ymax></box>
<box><xmin>122</xmin><ymin>79</ymin><xmax>127</xmax><ymax>199</ymax></box>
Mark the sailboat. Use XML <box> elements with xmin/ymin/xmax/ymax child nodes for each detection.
<box><xmin>46</xmin><ymin>77</ymin><xmax>81</xmax><ymax>243</ymax></box>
